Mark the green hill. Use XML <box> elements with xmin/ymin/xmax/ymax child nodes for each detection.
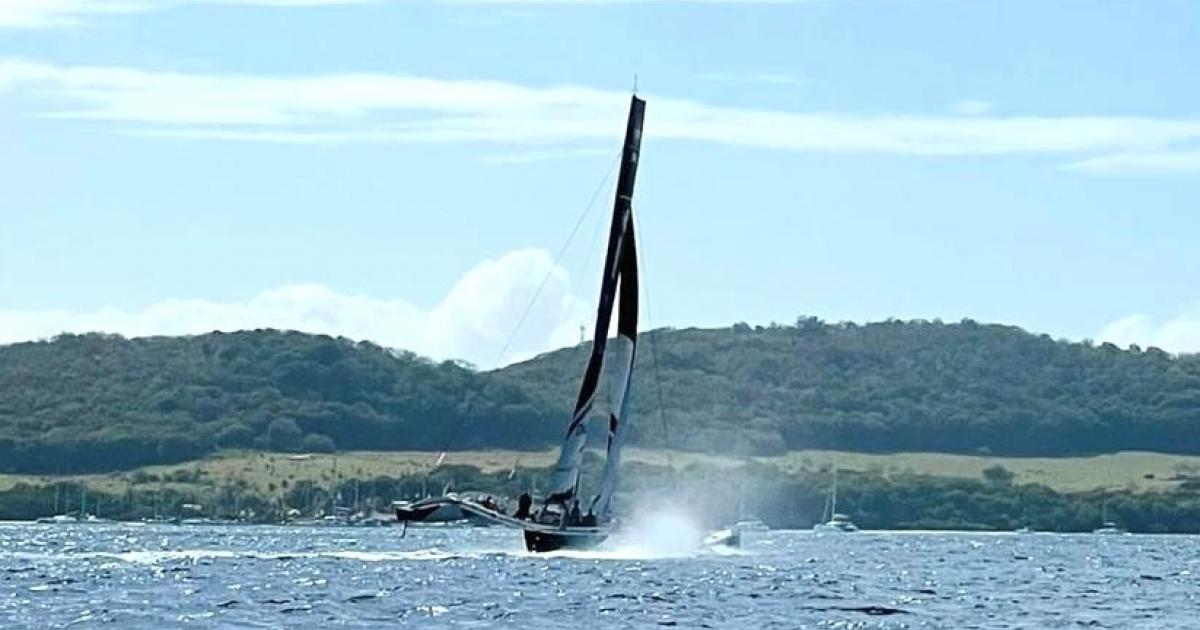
<box><xmin>2</xmin><ymin>319</ymin><xmax>1198</xmax><ymax>474</ymax></box>
<box><xmin>502</xmin><ymin>318</ymin><xmax>1200</xmax><ymax>457</ymax></box>
<box><xmin>0</xmin><ymin>330</ymin><xmax>555</xmax><ymax>473</ymax></box>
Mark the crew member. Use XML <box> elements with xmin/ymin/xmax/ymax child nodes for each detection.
<box><xmin>515</xmin><ymin>493</ymin><xmax>532</xmax><ymax>520</ymax></box>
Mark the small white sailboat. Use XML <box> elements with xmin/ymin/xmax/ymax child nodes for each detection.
<box><xmin>1093</xmin><ymin>522</ymin><xmax>1127</xmax><ymax>535</ymax></box>
<box><xmin>814</xmin><ymin>467</ymin><xmax>859</xmax><ymax>533</ymax></box>
<box><xmin>815</xmin><ymin>512</ymin><xmax>859</xmax><ymax>533</ymax></box>
<box><xmin>1093</xmin><ymin>503</ymin><xmax>1128</xmax><ymax>535</ymax></box>
<box><xmin>1094</xmin><ymin>501</ymin><xmax>1128</xmax><ymax>535</ymax></box>
<box><xmin>397</xmin><ymin>94</ymin><xmax>648</xmax><ymax>552</ymax></box>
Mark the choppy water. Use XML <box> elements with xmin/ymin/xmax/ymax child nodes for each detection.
<box><xmin>1</xmin><ymin>520</ymin><xmax>1196</xmax><ymax>629</ymax></box>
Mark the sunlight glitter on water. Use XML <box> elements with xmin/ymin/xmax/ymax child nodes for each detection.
<box><xmin>1</xmin><ymin>522</ymin><xmax>1198</xmax><ymax>629</ymax></box>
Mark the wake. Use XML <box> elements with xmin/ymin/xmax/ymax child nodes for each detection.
<box><xmin>517</xmin><ymin>509</ymin><xmax>749</xmax><ymax>560</ymax></box>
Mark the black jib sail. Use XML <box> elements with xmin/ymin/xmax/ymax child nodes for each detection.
<box><xmin>545</xmin><ymin>95</ymin><xmax>645</xmax><ymax>521</ymax></box>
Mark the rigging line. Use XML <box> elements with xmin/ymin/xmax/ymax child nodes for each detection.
<box><xmin>492</xmin><ymin>154</ymin><xmax>621</xmax><ymax>368</ymax></box>
<box><xmin>431</xmin><ymin>155</ymin><xmax>621</xmax><ymax>467</ymax></box>
<box><xmin>575</xmin><ymin>189</ymin><xmax>612</xmax><ymax>335</ymax></box>
<box><xmin>630</xmin><ymin>202</ymin><xmax>673</xmax><ymax>473</ymax></box>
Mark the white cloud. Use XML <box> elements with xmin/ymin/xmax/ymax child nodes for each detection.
<box><xmin>448</xmin><ymin>0</ymin><xmax>803</xmax><ymax>3</ymax></box>
<box><xmin>950</xmin><ymin>100</ymin><xmax>993</xmax><ymax>116</ymax></box>
<box><xmin>0</xmin><ymin>0</ymin><xmax>802</xmax><ymax>27</ymax></box>
<box><xmin>4</xmin><ymin>58</ymin><xmax>1200</xmax><ymax>165</ymax></box>
<box><xmin>0</xmin><ymin>0</ymin><xmax>384</xmax><ymax>28</ymax></box>
<box><xmin>1098</xmin><ymin>309</ymin><xmax>1200</xmax><ymax>355</ymax></box>
<box><xmin>0</xmin><ymin>0</ymin><xmax>147</xmax><ymax>28</ymax></box>
<box><xmin>1064</xmin><ymin>151</ymin><xmax>1200</xmax><ymax>175</ymax></box>
<box><xmin>0</xmin><ymin>248</ymin><xmax>590</xmax><ymax>368</ymax></box>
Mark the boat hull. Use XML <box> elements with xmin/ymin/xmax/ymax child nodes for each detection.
<box><xmin>394</xmin><ymin>504</ymin><xmax>438</xmax><ymax>521</ymax></box>
<box><xmin>523</xmin><ymin>528</ymin><xmax>607</xmax><ymax>552</ymax></box>
<box><xmin>813</xmin><ymin>522</ymin><xmax>859</xmax><ymax>533</ymax></box>
<box><xmin>702</xmin><ymin>527</ymin><xmax>740</xmax><ymax>548</ymax></box>
<box><xmin>394</xmin><ymin>498</ymin><xmax>467</xmax><ymax>524</ymax></box>
<box><xmin>393</xmin><ymin>494</ymin><xmax>611</xmax><ymax>552</ymax></box>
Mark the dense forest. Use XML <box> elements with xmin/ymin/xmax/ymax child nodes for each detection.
<box><xmin>505</xmin><ymin>318</ymin><xmax>1200</xmax><ymax>457</ymax></box>
<box><xmin>0</xmin><ymin>331</ymin><xmax>555</xmax><ymax>473</ymax></box>
<box><xmin>1</xmin><ymin>319</ymin><xmax>1198</xmax><ymax>473</ymax></box>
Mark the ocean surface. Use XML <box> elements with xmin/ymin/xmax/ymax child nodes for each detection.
<box><xmin>1</xmin><ymin>519</ymin><xmax>1196</xmax><ymax>629</ymax></box>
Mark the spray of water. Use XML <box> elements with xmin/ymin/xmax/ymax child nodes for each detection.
<box><xmin>606</xmin><ymin>506</ymin><xmax>705</xmax><ymax>558</ymax></box>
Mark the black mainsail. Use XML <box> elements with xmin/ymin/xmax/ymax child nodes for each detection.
<box><xmin>546</xmin><ymin>94</ymin><xmax>644</xmax><ymax>521</ymax></box>
<box><xmin>395</xmin><ymin>95</ymin><xmax>647</xmax><ymax>552</ymax></box>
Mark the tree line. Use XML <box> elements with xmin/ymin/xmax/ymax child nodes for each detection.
<box><xmin>1</xmin><ymin>318</ymin><xmax>1198</xmax><ymax>473</ymax></box>
<box><xmin>3</xmin><ymin>459</ymin><xmax>1199</xmax><ymax>533</ymax></box>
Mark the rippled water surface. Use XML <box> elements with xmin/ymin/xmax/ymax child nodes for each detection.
<box><xmin>2</xmin><ymin>522</ymin><xmax>1197</xmax><ymax>628</ymax></box>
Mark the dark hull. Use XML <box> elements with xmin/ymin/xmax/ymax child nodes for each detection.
<box><xmin>390</xmin><ymin>495</ymin><xmax>610</xmax><ymax>551</ymax></box>
<box><xmin>395</xmin><ymin>505</ymin><xmax>438</xmax><ymax>521</ymax></box>
<box><xmin>523</xmin><ymin>529</ymin><xmax>607</xmax><ymax>553</ymax></box>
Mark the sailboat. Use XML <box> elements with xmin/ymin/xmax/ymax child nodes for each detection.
<box><xmin>1092</xmin><ymin>502</ymin><xmax>1128</xmax><ymax>535</ymax></box>
<box><xmin>396</xmin><ymin>94</ymin><xmax>647</xmax><ymax>552</ymax></box>
<box><xmin>813</xmin><ymin>467</ymin><xmax>858</xmax><ymax>533</ymax></box>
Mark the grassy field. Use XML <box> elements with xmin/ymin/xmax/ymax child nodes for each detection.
<box><xmin>634</xmin><ymin>448</ymin><xmax>1199</xmax><ymax>492</ymax></box>
<box><xmin>4</xmin><ymin>448</ymin><xmax>1199</xmax><ymax>501</ymax></box>
<box><xmin>759</xmin><ymin>450</ymin><xmax>1200</xmax><ymax>492</ymax></box>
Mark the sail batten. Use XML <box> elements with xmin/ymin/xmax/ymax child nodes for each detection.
<box><xmin>545</xmin><ymin>95</ymin><xmax>645</xmax><ymax>515</ymax></box>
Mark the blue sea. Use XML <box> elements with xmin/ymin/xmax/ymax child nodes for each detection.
<box><xmin>1</xmin><ymin>519</ymin><xmax>1196</xmax><ymax>628</ymax></box>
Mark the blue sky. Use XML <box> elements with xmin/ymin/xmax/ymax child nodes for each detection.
<box><xmin>2</xmin><ymin>0</ymin><xmax>1198</xmax><ymax>366</ymax></box>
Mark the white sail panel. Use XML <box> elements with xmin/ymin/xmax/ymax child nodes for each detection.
<box><xmin>590</xmin><ymin>332</ymin><xmax>635</xmax><ymax>517</ymax></box>
<box><xmin>545</xmin><ymin>404</ymin><xmax>590</xmax><ymax>503</ymax></box>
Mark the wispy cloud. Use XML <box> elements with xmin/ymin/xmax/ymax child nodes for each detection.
<box><xmin>447</xmin><ymin>0</ymin><xmax>804</xmax><ymax>3</ymax></box>
<box><xmin>0</xmin><ymin>0</ymin><xmax>804</xmax><ymax>28</ymax></box>
<box><xmin>31</xmin><ymin>0</ymin><xmax>494</xmax><ymax>27</ymax></box>
<box><xmin>0</xmin><ymin>0</ymin><xmax>147</xmax><ymax>28</ymax></box>
<box><xmin>4</xmin><ymin>58</ymin><xmax>1200</xmax><ymax>168</ymax></box>
<box><xmin>0</xmin><ymin>248</ymin><xmax>588</xmax><ymax>368</ymax></box>
<box><xmin>0</xmin><ymin>0</ymin><xmax>378</xmax><ymax>28</ymax></box>
<box><xmin>1098</xmin><ymin>309</ymin><xmax>1200</xmax><ymax>355</ymax></box>
<box><xmin>1064</xmin><ymin>151</ymin><xmax>1200</xmax><ymax>175</ymax></box>
<box><xmin>950</xmin><ymin>100</ymin><xmax>994</xmax><ymax>116</ymax></box>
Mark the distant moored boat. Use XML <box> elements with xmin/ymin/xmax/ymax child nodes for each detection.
<box><xmin>814</xmin><ymin>467</ymin><xmax>859</xmax><ymax>533</ymax></box>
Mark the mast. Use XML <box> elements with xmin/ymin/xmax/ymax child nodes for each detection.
<box><xmin>831</xmin><ymin>468</ymin><xmax>838</xmax><ymax>516</ymax></box>
<box><xmin>546</xmin><ymin>95</ymin><xmax>646</xmax><ymax>517</ymax></box>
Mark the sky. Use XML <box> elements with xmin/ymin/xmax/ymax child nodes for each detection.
<box><xmin>1</xmin><ymin>0</ymin><xmax>1198</xmax><ymax>367</ymax></box>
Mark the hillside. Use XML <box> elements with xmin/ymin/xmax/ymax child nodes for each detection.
<box><xmin>501</xmin><ymin>318</ymin><xmax>1200</xmax><ymax>456</ymax></box>
<box><xmin>0</xmin><ymin>331</ymin><xmax>556</xmax><ymax>473</ymax></box>
<box><xmin>2</xmin><ymin>319</ymin><xmax>1199</xmax><ymax>473</ymax></box>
